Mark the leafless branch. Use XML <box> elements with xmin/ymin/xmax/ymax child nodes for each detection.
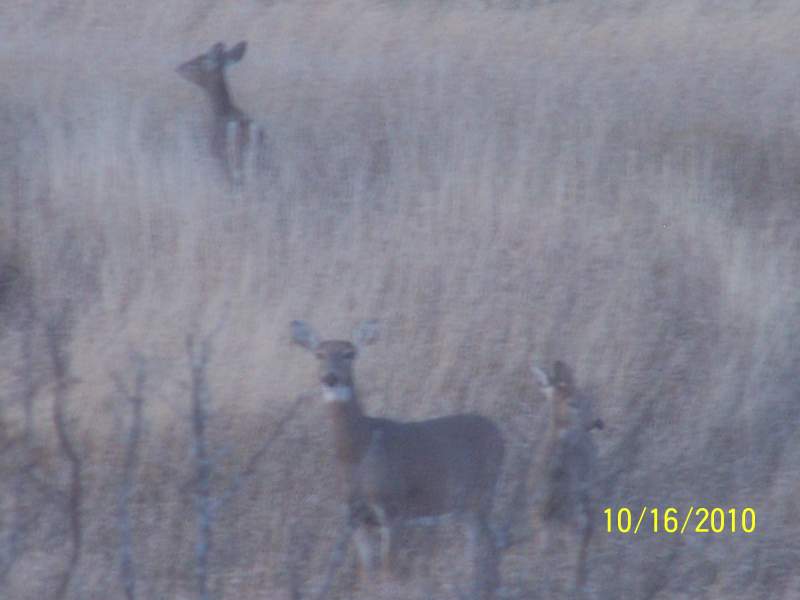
<box><xmin>19</xmin><ymin>295</ymin><xmax>41</xmax><ymax>444</ymax></box>
<box><xmin>312</xmin><ymin>522</ymin><xmax>354</xmax><ymax>600</ymax></box>
<box><xmin>284</xmin><ymin>517</ymin><xmax>304</xmax><ymax>600</ymax></box>
<box><xmin>44</xmin><ymin>305</ymin><xmax>83</xmax><ymax>600</ymax></box>
<box><xmin>184</xmin><ymin>317</ymin><xmax>304</xmax><ymax>600</ymax></box>
<box><xmin>112</xmin><ymin>353</ymin><xmax>147</xmax><ymax>600</ymax></box>
<box><xmin>186</xmin><ymin>332</ymin><xmax>215</xmax><ymax>600</ymax></box>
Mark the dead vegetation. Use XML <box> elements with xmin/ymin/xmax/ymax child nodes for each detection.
<box><xmin>1</xmin><ymin>0</ymin><xmax>799</xmax><ymax>598</ymax></box>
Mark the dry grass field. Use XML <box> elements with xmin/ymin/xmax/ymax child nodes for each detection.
<box><xmin>1</xmin><ymin>0</ymin><xmax>799</xmax><ymax>598</ymax></box>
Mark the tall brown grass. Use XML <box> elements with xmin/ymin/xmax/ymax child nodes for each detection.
<box><xmin>1</xmin><ymin>1</ymin><xmax>799</xmax><ymax>598</ymax></box>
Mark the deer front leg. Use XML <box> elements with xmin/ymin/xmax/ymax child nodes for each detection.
<box><xmin>348</xmin><ymin>501</ymin><xmax>380</xmax><ymax>582</ymax></box>
<box><xmin>353</xmin><ymin>524</ymin><xmax>380</xmax><ymax>582</ymax></box>
<box><xmin>372</xmin><ymin>505</ymin><xmax>399</xmax><ymax>578</ymax></box>
<box><xmin>574</xmin><ymin>498</ymin><xmax>593</xmax><ymax>597</ymax></box>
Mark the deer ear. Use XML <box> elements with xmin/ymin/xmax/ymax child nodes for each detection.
<box><xmin>196</xmin><ymin>42</ymin><xmax>227</xmax><ymax>70</ymax></box>
<box><xmin>552</xmin><ymin>360</ymin><xmax>574</xmax><ymax>388</ymax></box>
<box><xmin>291</xmin><ymin>320</ymin><xmax>319</xmax><ymax>351</ymax></box>
<box><xmin>226</xmin><ymin>41</ymin><xmax>247</xmax><ymax>64</ymax></box>
<box><xmin>352</xmin><ymin>320</ymin><xmax>380</xmax><ymax>349</ymax></box>
<box><xmin>210</xmin><ymin>42</ymin><xmax>226</xmax><ymax>59</ymax></box>
<box><xmin>530</xmin><ymin>364</ymin><xmax>550</xmax><ymax>388</ymax></box>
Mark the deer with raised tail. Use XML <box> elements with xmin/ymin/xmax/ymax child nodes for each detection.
<box><xmin>176</xmin><ymin>41</ymin><xmax>267</xmax><ymax>187</ymax></box>
<box><xmin>291</xmin><ymin>320</ymin><xmax>505</xmax><ymax>598</ymax></box>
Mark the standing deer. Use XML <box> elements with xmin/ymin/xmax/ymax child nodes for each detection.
<box><xmin>176</xmin><ymin>41</ymin><xmax>266</xmax><ymax>186</ymax></box>
<box><xmin>530</xmin><ymin>360</ymin><xmax>603</xmax><ymax>599</ymax></box>
<box><xmin>291</xmin><ymin>320</ymin><xmax>505</xmax><ymax>597</ymax></box>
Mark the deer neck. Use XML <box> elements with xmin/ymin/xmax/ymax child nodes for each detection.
<box><xmin>327</xmin><ymin>393</ymin><xmax>371</xmax><ymax>465</ymax></box>
<box><xmin>550</xmin><ymin>390</ymin><xmax>572</xmax><ymax>435</ymax></box>
<box><xmin>205</xmin><ymin>76</ymin><xmax>239</xmax><ymax>119</ymax></box>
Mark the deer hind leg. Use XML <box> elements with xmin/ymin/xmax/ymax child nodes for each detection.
<box><xmin>240</xmin><ymin>124</ymin><xmax>265</xmax><ymax>187</ymax></box>
<box><xmin>379</xmin><ymin>524</ymin><xmax>394</xmax><ymax>576</ymax></box>
<box><xmin>225</xmin><ymin>121</ymin><xmax>245</xmax><ymax>188</ymax></box>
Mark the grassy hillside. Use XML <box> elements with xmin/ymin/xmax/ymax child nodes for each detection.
<box><xmin>1</xmin><ymin>1</ymin><xmax>798</xmax><ymax>598</ymax></box>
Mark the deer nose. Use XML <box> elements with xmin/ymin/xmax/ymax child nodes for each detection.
<box><xmin>322</xmin><ymin>373</ymin><xmax>338</xmax><ymax>387</ymax></box>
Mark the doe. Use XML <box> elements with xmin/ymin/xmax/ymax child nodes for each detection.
<box><xmin>176</xmin><ymin>41</ymin><xmax>267</xmax><ymax>186</ymax></box>
<box><xmin>531</xmin><ymin>360</ymin><xmax>603</xmax><ymax>598</ymax></box>
<box><xmin>291</xmin><ymin>320</ymin><xmax>505</xmax><ymax>596</ymax></box>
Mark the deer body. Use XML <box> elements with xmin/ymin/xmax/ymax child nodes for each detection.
<box><xmin>177</xmin><ymin>41</ymin><xmax>266</xmax><ymax>186</ymax></box>
<box><xmin>351</xmin><ymin>413</ymin><xmax>503</xmax><ymax>520</ymax></box>
<box><xmin>291</xmin><ymin>321</ymin><xmax>504</xmax><ymax>595</ymax></box>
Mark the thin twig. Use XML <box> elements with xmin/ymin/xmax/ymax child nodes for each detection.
<box><xmin>45</xmin><ymin>308</ymin><xmax>83</xmax><ymax>600</ymax></box>
<box><xmin>113</xmin><ymin>354</ymin><xmax>146</xmax><ymax>600</ymax></box>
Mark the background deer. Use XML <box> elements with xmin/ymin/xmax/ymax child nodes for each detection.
<box><xmin>176</xmin><ymin>41</ymin><xmax>266</xmax><ymax>186</ymax></box>
<box><xmin>291</xmin><ymin>320</ymin><xmax>505</xmax><ymax>598</ymax></box>
<box><xmin>531</xmin><ymin>360</ymin><xmax>603</xmax><ymax>599</ymax></box>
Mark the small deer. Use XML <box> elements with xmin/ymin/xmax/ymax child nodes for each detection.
<box><xmin>176</xmin><ymin>41</ymin><xmax>266</xmax><ymax>186</ymax></box>
<box><xmin>531</xmin><ymin>360</ymin><xmax>603</xmax><ymax>598</ymax></box>
<box><xmin>291</xmin><ymin>320</ymin><xmax>505</xmax><ymax>596</ymax></box>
